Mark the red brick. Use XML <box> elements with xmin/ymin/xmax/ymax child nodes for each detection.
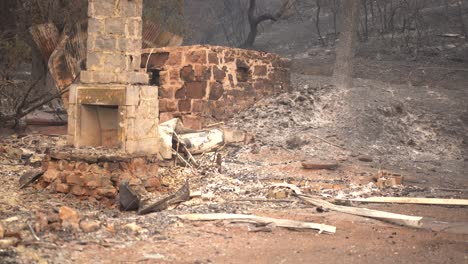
<box><xmin>143</xmin><ymin>52</ymin><xmax>169</xmax><ymax>69</ymax></box>
<box><xmin>192</xmin><ymin>100</ymin><xmax>211</xmax><ymax>116</ymax></box>
<box><xmin>86</xmin><ymin>181</ymin><xmax>100</xmax><ymax>189</ymax></box>
<box><xmin>57</xmin><ymin>160</ymin><xmax>68</xmax><ymax>171</ymax></box>
<box><xmin>82</xmin><ymin>173</ymin><xmax>97</xmax><ymax>183</ymax></box>
<box><xmin>59</xmin><ymin>206</ymin><xmax>80</xmax><ymax>230</ymax></box>
<box><xmin>186</xmin><ymin>81</ymin><xmax>206</xmax><ymax>99</ymax></box>
<box><xmin>55</xmin><ymin>183</ymin><xmax>70</xmax><ymax>193</ymax></box>
<box><xmin>209</xmin><ymin>82</ymin><xmax>224</xmax><ymax>100</ymax></box>
<box><xmin>166</xmin><ymin>52</ymin><xmax>182</xmax><ymax>66</ymax></box>
<box><xmin>107</xmin><ymin>162</ymin><xmax>120</xmax><ymax>172</ymax></box>
<box><xmin>208</xmin><ymin>52</ymin><xmax>219</xmax><ymax>64</ymax></box>
<box><xmin>148</xmin><ymin>163</ymin><xmax>159</xmax><ymax>175</ymax></box>
<box><xmin>145</xmin><ymin>177</ymin><xmax>162</xmax><ymax>192</ymax></box>
<box><xmin>159</xmin><ymin>70</ymin><xmax>170</xmax><ymax>85</ymax></box>
<box><xmin>194</xmin><ymin>65</ymin><xmax>211</xmax><ymax>81</ymax></box>
<box><xmin>129</xmin><ymin>158</ymin><xmax>146</xmax><ymax>175</ymax></box>
<box><xmin>186</xmin><ymin>50</ymin><xmax>207</xmax><ymax>64</ymax></box>
<box><xmin>170</xmin><ymin>69</ymin><xmax>180</xmax><ymax>81</ymax></box>
<box><xmin>64</xmin><ymin>161</ymin><xmax>76</xmax><ymax>171</ymax></box>
<box><xmin>88</xmin><ymin>164</ymin><xmax>103</xmax><ymax>174</ymax></box>
<box><xmin>213</xmin><ymin>66</ymin><xmax>226</xmax><ymax>81</ymax></box>
<box><xmin>66</xmin><ymin>172</ymin><xmax>84</xmax><ymax>186</ymax></box>
<box><xmin>58</xmin><ymin>172</ymin><xmax>68</xmax><ymax>183</ymax></box>
<box><xmin>191</xmin><ymin>99</ymin><xmax>204</xmax><ymax>112</ymax></box>
<box><xmin>76</xmin><ymin>162</ymin><xmax>89</xmax><ymax>172</ymax></box>
<box><xmin>175</xmin><ymin>85</ymin><xmax>186</xmax><ymax>99</ymax></box>
<box><xmin>159</xmin><ymin>86</ymin><xmax>175</xmax><ymax>99</ymax></box>
<box><xmin>182</xmin><ymin>115</ymin><xmax>202</xmax><ymax>130</ymax></box>
<box><xmin>96</xmin><ymin>187</ymin><xmax>117</xmax><ymax>198</ymax></box>
<box><xmin>254</xmin><ymin>65</ymin><xmax>267</xmax><ymax>76</ymax></box>
<box><xmin>70</xmin><ymin>185</ymin><xmax>87</xmax><ymax>196</ymax></box>
<box><xmin>160</xmin><ymin>112</ymin><xmax>174</xmax><ymax>123</ymax></box>
<box><xmin>43</xmin><ymin>170</ymin><xmax>60</xmax><ymax>183</ymax></box>
<box><xmin>178</xmin><ymin>99</ymin><xmax>192</xmax><ymax>112</ymax></box>
<box><xmin>159</xmin><ymin>99</ymin><xmax>178</xmax><ymax>112</ymax></box>
<box><xmin>180</xmin><ymin>65</ymin><xmax>195</xmax><ymax>81</ymax></box>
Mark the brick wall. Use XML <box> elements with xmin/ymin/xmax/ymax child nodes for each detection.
<box><xmin>142</xmin><ymin>45</ymin><xmax>291</xmax><ymax>129</ymax></box>
<box><xmin>38</xmin><ymin>154</ymin><xmax>160</xmax><ymax>200</ymax></box>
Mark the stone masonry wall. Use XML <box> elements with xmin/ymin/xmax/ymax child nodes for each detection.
<box><xmin>141</xmin><ymin>45</ymin><xmax>291</xmax><ymax>129</ymax></box>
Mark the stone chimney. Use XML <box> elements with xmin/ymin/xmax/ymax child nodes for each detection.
<box><xmin>81</xmin><ymin>0</ymin><xmax>148</xmax><ymax>84</ymax></box>
<box><xmin>68</xmin><ymin>0</ymin><xmax>159</xmax><ymax>155</ymax></box>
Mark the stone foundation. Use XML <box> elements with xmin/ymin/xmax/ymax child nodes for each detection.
<box><xmin>38</xmin><ymin>151</ymin><xmax>160</xmax><ymax>200</ymax></box>
<box><xmin>142</xmin><ymin>45</ymin><xmax>291</xmax><ymax>129</ymax></box>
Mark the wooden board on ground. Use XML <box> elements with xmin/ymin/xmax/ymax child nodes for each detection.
<box><xmin>348</xmin><ymin>197</ymin><xmax>468</xmax><ymax>206</ymax></box>
<box><xmin>299</xmin><ymin>195</ymin><xmax>423</xmax><ymax>228</ymax></box>
<box><xmin>174</xmin><ymin>213</ymin><xmax>336</xmax><ymax>234</ymax></box>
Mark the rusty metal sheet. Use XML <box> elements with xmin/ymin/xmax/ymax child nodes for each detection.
<box><xmin>47</xmin><ymin>21</ymin><xmax>88</xmax><ymax>108</ymax></box>
<box><xmin>78</xmin><ymin>88</ymin><xmax>125</xmax><ymax>106</ymax></box>
<box><xmin>29</xmin><ymin>23</ymin><xmax>60</xmax><ymax>62</ymax></box>
<box><xmin>142</xmin><ymin>22</ymin><xmax>183</xmax><ymax>49</ymax></box>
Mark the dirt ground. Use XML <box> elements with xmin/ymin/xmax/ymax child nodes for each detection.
<box><xmin>0</xmin><ymin>142</ymin><xmax>467</xmax><ymax>264</ymax></box>
<box><xmin>2</xmin><ymin>5</ymin><xmax>468</xmax><ymax>263</ymax></box>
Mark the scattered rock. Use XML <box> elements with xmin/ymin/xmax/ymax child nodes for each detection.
<box><xmin>79</xmin><ymin>220</ymin><xmax>101</xmax><ymax>233</ymax></box>
<box><xmin>59</xmin><ymin>206</ymin><xmax>80</xmax><ymax>230</ymax></box>
<box><xmin>55</xmin><ymin>183</ymin><xmax>70</xmax><ymax>193</ymax></box>
<box><xmin>43</xmin><ymin>170</ymin><xmax>59</xmax><ymax>183</ymax></box>
<box><xmin>267</xmin><ymin>190</ymin><xmax>288</xmax><ymax>199</ymax></box>
<box><xmin>358</xmin><ymin>155</ymin><xmax>373</xmax><ymax>162</ymax></box>
<box><xmin>35</xmin><ymin>212</ymin><xmax>49</xmax><ymax>233</ymax></box>
<box><xmin>0</xmin><ymin>238</ymin><xmax>18</xmax><ymax>249</ymax></box>
<box><xmin>286</xmin><ymin>136</ymin><xmax>309</xmax><ymax>149</ymax></box>
<box><xmin>301</xmin><ymin>160</ymin><xmax>339</xmax><ymax>170</ymax></box>
<box><xmin>4</xmin><ymin>146</ymin><xmax>22</xmax><ymax>159</ymax></box>
<box><xmin>201</xmin><ymin>192</ymin><xmax>215</xmax><ymax>201</ymax></box>
<box><xmin>124</xmin><ymin>223</ymin><xmax>143</xmax><ymax>233</ymax></box>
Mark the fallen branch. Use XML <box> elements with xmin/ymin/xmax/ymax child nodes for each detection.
<box><xmin>309</xmin><ymin>134</ymin><xmax>346</xmax><ymax>150</ymax></box>
<box><xmin>205</xmin><ymin>122</ymin><xmax>225</xmax><ymax>128</ymax></box>
<box><xmin>172</xmin><ymin>148</ymin><xmax>194</xmax><ymax>170</ymax></box>
<box><xmin>271</xmin><ymin>183</ymin><xmax>303</xmax><ymax>195</ymax></box>
<box><xmin>27</xmin><ymin>222</ymin><xmax>40</xmax><ymax>241</ymax></box>
<box><xmin>299</xmin><ymin>195</ymin><xmax>423</xmax><ymax>228</ymax></box>
<box><xmin>174</xmin><ymin>213</ymin><xmax>336</xmax><ymax>234</ymax></box>
<box><xmin>347</xmin><ymin>197</ymin><xmax>468</xmax><ymax>206</ymax></box>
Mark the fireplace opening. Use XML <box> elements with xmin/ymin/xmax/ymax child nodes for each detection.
<box><xmin>80</xmin><ymin>104</ymin><xmax>120</xmax><ymax>148</ymax></box>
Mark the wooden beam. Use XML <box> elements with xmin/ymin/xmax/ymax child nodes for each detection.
<box><xmin>174</xmin><ymin>213</ymin><xmax>336</xmax><ymax>234</ymax></box>
<box><xmin>299</xmin><ymin>195</ymin><xmax>423</xmax><ymax>228</ymax></box>
<box><xmin>347</xmin><ymin>197</ymin><xmax>468</xmax><ymax>206</ymax></box>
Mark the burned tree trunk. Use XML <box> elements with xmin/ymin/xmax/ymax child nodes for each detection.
<box><xmin>333</xmin><ymin>0</ymin><xmax>361</xmax><ymax>89</ymax></box>
<box><xmin>241</xmin><ymin>0</ymin><xmax>294</xmax><ymax>48</ymax></box>
<box><xmin>458</xmin><ymin>0</ymin><xmax>468</xmax><ymax>40</ymax></box>
<box><xmin>315</xmin><ymin>0</ymin><xmax>325</xmax><ymax>46</ymax></box>
<box><xmin>242</xmin><ymin>0</ymin><xmax>277</xmax><ymax>48</ymax></box>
